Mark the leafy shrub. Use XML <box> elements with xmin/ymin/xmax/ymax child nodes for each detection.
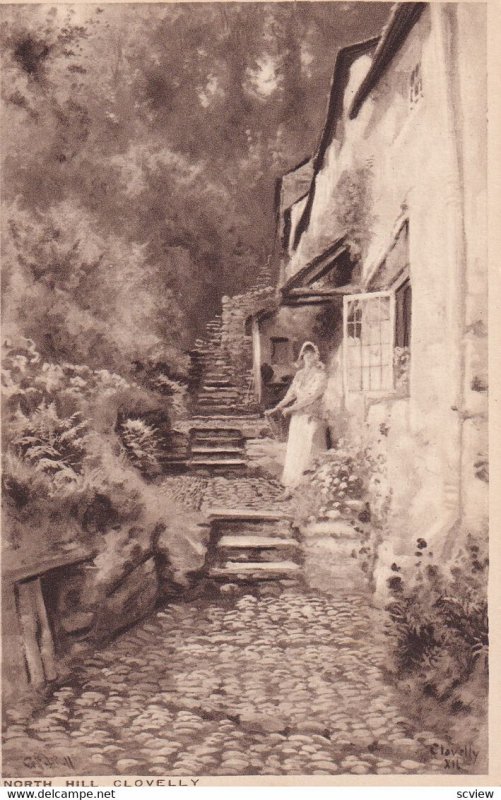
<box><xmin>385</xmin><ymin>534</ymin><xmax>488</xmax><ymax>716</ymax></box>
<box><xmin>292</xmin><ymin>436</ymin><xmax>390</xmax><ymax>528</ymax></box>
<box><xmin>10</xmin><ymin>402</ymin><xmax>89</xmax><ymax>484</ymax></box>
<box><xmin>293</xmin><ymin>447</ymin><xmax>365</xmax><ymax>523</ymax></box>
<box><xmin>0</xmin><ymin>338</ymin><xmax>185</xmax><ymax>555</ymax></box>
<box><xmin>119</xmin><ymin>418</ymin><xmax>162</xmax><ymax>476</ymax></box>
<box><xmin>146</xmin><ymin>373</ymin><xmax>189</xmax><ymax>418</ymax></box>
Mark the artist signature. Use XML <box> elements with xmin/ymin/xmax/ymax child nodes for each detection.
<box><xmin>23</xmin><ymin>754</ymin><xmax>75</xmax><ymax>771</ymax></box>
<box><xmin>429</xmin><ymin>742</ymin><xmax>479</xmax><ymax>772</ymax></box>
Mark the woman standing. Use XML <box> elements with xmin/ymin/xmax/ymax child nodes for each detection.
<box><xmin>265</xmin><ymin>341</ymin><xmax>328</xmax><ymax>488</ymax></box>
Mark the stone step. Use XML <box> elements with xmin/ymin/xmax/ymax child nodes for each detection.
<box><xmin>191</xmin><ymin>446</ymin><xmax>244</xmax><ymax>455</ymax></box>
<box><xmin>191</xmin><ymin>450</ymin><xmax>245</xmax><ymax>462</ymax></box>
<box><xmin>196</xmin><ymin>407</ymin><xmax>251</xmax><ymax>416</ymax></box>
<box><xmin>209</xmin><ymin>560</ymin><xmax>301</xmax><ymax>580</ymax></box>
<box><xmin>191</xmin><ymin>426</ymin><xmax>243</xmax><ymax>436</ymax></box>
<box><xmin>202</xmin><ymin>382</ymin><xmax>238</xmax><ymax>391</ymax></box>
<box><xmin>218</xmin><ymin>535</ymin><xmax>298</xmax><ymax>549</ymax></box>
<box><xmin>198</xmin><ymin>399</ymin><xmax>240</xmax><ymax>407</ymax></box>
<box><xmin>198</xmin><ymin>391</ymin><xmax>240</xmax><ymax>400</ymax></box>
<box><xmin>200</xmin><ymin>383</ymin><xmax>238</xmax><ymax>391</ymax></box>
<box><xmin>196</xmin><ymin>405</ymin><xmax>240</xmax><ymax>413</ymax></box>
<box><xmin>213</xmin><ymin>523</ymin><xmax>291</xmax><ymax>540</ymax></box>
<box><xmin>191</xmin><ymin>439</ymin><xmax>244</xmax><ymax>449</ymax></box>
<box><xmin>191</xmin><ymin>436</ymin><xmax>244</xmax><ymax>446</ymax></box>
<box><xmin>208</xmin><ymin>508</ymin><xmax>291</xmax><ymax>521</ymax></box>
<box><xmin>202</xmin><ymin>376</ymin><xmax>235</xmax><ymax>384</ymax></box>
<box><xmin>203</xmin><ymin>379</ymin><xmax>233</xmax><ymax>387</ymax></box>
<box><xmin>189</xmin><ymin>458</ymin><xmax>247</xmax><ymax>469</ymax></box>
<box><xmin>188</xmin><ymin>414</ymin><xmax>261</xmax><ymax>425</ymax></box>
<box><xmin>197</xmin><ymin>403</ymin><xmax>243</xmax><ymax>418</ymax></box>
<box><xmin>202</xmin><ymin>371</ymin><xmax>235</xmax><ymax>380</ymax></box>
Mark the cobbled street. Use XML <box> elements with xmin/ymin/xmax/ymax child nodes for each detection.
<box><xmin>3</xmin><ymin>476</ymin><xmax>451</xmax><ymax>777</ymax></box>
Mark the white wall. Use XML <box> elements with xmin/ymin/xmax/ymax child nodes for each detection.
<box><xmin>279</xmin><ymin>5</ymin><xmax>487</xmax><ymax>586</ymax></box>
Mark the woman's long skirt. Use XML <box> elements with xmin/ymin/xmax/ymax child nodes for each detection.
<box><xmin>281</xmin><ymin>412</ymin><xmax>327</xmax><ymax>487</ymax></box>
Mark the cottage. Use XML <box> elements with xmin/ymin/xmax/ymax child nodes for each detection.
<box><xmin>252</xmin><ymin>2</ymin><xmax>487</xmax><ymax>594</ymax></box>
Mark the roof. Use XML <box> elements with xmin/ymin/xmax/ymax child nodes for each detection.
<box><xmin>350</xmin><ymin>3</ymin><xmax>427</xmax><ymax>118</ymax></box>
<box><xmin>312</xmin><ymin>37</ymin><xmax>380</xmax><ymax>175</ymax></box>
<box><xmin>282</xmin><ymin>236</ymin><xmax>351</xmax><ymax>293</ymax></box>
<box><xmin>292</xmin><ymin>37</ymin><xmax>379</xmax><ymax>250</ymax></box>
<box><xmin>289</xmin><ymin>2</ymin><xmax>427</xmax><ymax>254</ymax></box>
<box><xmin>3</xmin><ymin>548</ymin><xmax>94</xmax><ymax>584</ymax></box>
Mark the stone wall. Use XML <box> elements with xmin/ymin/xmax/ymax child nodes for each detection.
<box><xmin>220</xmin><ymin>285</ymin><xmax>277</xmax><ymax>389</ymax></box>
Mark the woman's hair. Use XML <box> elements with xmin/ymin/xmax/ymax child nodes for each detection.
<box><xmin>295</xmin><ymin>340</ymin><xmax>322</xmax><ymax>368</ymax></box>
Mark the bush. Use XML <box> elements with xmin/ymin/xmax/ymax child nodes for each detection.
<box><xmin>292</xmin><ymin>435</ymin><xmax>390</xmax><ymax>530</ymax></box>
<box><xmin>0</xmin><ymin>338</ymin><xmax>187</xmax><ymax>556</ymax></box>
<box><xmin>10</xmin><ymin>402</ymin><xmax>89</xmax><ymax>484</ymax></box>
<box><xmin>119</xmin><ymin>418</ymin><xmax>162</xmax><ymax>476</ymax></box>
<box><xmin>146</xmin><ymin>372</ymin><xmax>189</xmax><ymax>418</ymax></box>
<box><xmin>385</xmin><ymin>534</ymin><xmax>488</xmax><ymax>719</ymax></box>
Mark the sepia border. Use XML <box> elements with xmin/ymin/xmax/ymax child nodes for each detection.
<box><xmin>0</xmin><ymin>0</ymin><xmax>500</xmax><ymax>788</ymax></box>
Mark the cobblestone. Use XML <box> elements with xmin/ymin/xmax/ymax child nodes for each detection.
<box><xmin>2</xmin><ymin>472</ymin><xmax>457</xmax><ymax>778</ymax></box>
<box><xmin>159</xmin><ymin>474</ymin><xmax>287</xmax><ymax>512</ymax></box>
<box><xmin>3</xmin><ymin>586</ymin><xmax>452</xmax><ymax>777</ymax></box>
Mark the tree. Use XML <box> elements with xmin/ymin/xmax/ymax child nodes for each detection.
<box><xmin>1</xmin><ymin>2</ymin><xmax>390</xmax><ymax>362</ymax></box>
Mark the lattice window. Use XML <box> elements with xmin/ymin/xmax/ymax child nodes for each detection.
<box><xmin>343</xmin><ymin>292</ymin><xmax>395</xmax><ymax>392</ymax></box>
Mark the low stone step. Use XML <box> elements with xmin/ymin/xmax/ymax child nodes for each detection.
<box><xmin>197</xmin><ymin>404</ymin><xmax>240</xmax><ymax>412</ymax></box>
<box><xmin>191</xmin><ymin>427</ymin><xmax>243</xmax><ymax>436</ymax></box>
<box><xmin>200</xmin><ymin>384</ymin><xmax>238</xmax><ymax>392</ymax></box>
<box><xmin>208</xmin><ymin>508</ymin><xmax>292</xmax><ymax>521</ymax></box>
<box><xmin>200</xmin><ymin>380</ymin><xmax>235</xmax><ymax>387</ymax></box>
<box><xmin>192</xmin><ymin>440</ymin><xmax>244</xmax><ymax>450</ymax></box>
<box><xmin>198</xmin><ymin>392</ymin><xmax>240</xmax><ymax>400</ymax></box>
<box><xmin>203</xmin><ymin>371</ymin><xmax>235</xmax><ymax>379</ymax></box>
<box><xmin>203</xmin><ymin>379</ymin><xmax>233</xmax><ymax>387</ymax></box>
<box><xmin>215</xmin><ymin>523</ymin><xmax>293</xmax><ymax>536</ymax></box>
<box><xmin>191</xmin><ymin>436</ymin><xmax>245</xmax><ymax>453</ymax></box>
<box><xmin>218</xmin><ymin>535</ymin><xmax>298</xmax><ymax>549</ymax></box>
<box><xmin>190</xmin><ymin>414</ymin><xmax>261</xmax><ymax>421</ymax></box>
<box><xmin>189</xmin><ymin>458</ymin><xmax>247</xmax><ymax>469</ymax></box>
<box><xmin>196</xmin><ymin>407</ymin><xmax>241</xmax><ymax>415</ymax></box>
<box><xmin>196</xmin><ymin>408</ymin><xmax>251</xmax><ymax>416</ymax></box>
<box><xmin>191</xmin><ymin>451</ymin><xmax>244</xmax><ymax>462</ymax></box>
<box><xmin>191</xmin><ymin>446</ymin><xmax>244</xmax><ymax>455</ymax></box>
<box><xmin>209</xmin><ymin>560</ymin><xmax>301</xmax><ymax>580</ymax></box>
<box><xmin>201</xmin><ymin>370</ymin><xmax>233</xmax><ymax>378</ymax></box>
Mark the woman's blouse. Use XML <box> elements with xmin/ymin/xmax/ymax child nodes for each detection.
<box><xmin>282</xmin><ymin>364</ymin><xmax>327</xmax><ymax>419</ymax></box>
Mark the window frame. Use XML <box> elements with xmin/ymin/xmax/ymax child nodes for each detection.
<box><xmin>342</xmin><ymin>290</ymin><xmax>396</xmax><ymax>397</ymax></box>
<box><xmin>270</xmin><ymin>336</ymin><xmax>292</xmax><ymax>366</ymax></box>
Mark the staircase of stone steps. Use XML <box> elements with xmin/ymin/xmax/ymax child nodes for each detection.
<box><xmin>189</xmin><ymin>427</ymin><xmax>247</xmax><ymax>472</ymax></box>
<box><xmin>206</xmin><ymin>508</ymin><xmax>302</xmax><ymax>583</ymax></box>
<box><xmin>191</xmin><ymin>314</ymin><xmax>256</xmax><ymax>417</ymax></box>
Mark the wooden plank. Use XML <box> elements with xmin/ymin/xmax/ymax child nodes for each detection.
<box><xmin>2</xmin><ymin>584</ymin><xmax>29</xmax><ymax>696</ymax></box>
<box><xmin>4</xmin><ymin>549</ymin><xmax>92</xmax><ymax>584</ymax></box>
<box><xmin>31</xmin><ymin>578</ymin><xmax>58</xmax><ymax>682</ymax></box>
<box><xmin>16</xmin><ymin>580</ymin><xmax>45</xmax><ymax>686</ymax></box>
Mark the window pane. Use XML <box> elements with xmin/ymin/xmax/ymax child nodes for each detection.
<box><xmin>344</xmin><ymin>293</ymin><xmax>394</xmax><ymax>393</ymax></box>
